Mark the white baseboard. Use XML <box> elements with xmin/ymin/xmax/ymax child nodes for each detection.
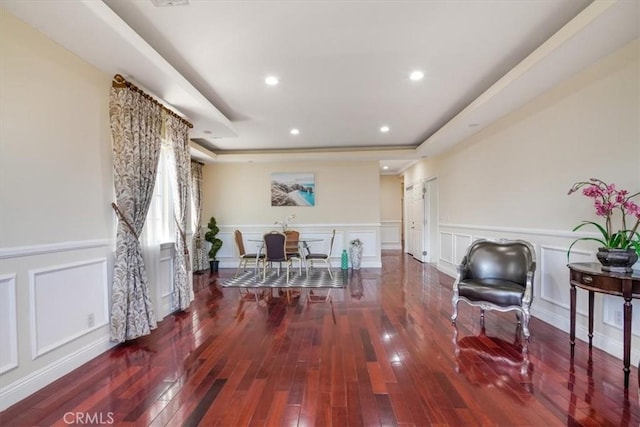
<box><xmin>0</xmin><ymin>336</ymin><xmax>115</xmax><ymax>411</ymax></box>
<box><xmin>437</xmin><ymin>262</ymin><xmax>456</xmax><ymax>278</ymax></box>
<box><xmin>381</xmin><ymin>243</ymin><xmax>402</xmax><ymax>250</ymax></box>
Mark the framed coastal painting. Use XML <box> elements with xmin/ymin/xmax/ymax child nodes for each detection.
<box><xmin>271</xmin><ymin>172</ymin><xmax>315</xmax><ymax>206</ymax></box>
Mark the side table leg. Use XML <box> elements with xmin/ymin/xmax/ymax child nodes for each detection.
<box><xmin>588</xmin><ymin>290</ymin><xmax>594</xmax><ymax>348</ymax></box>
<box><xmin>570</xmin><ymin>283</ymin><xmax>576</xmax><ymax>357</ymax></box>
<box><xmin>623</xmin><ymin>296</ymin><xmax>632</xmax><ymax>389</ymax></box>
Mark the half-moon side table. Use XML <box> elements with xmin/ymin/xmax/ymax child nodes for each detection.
<box><xmin>568</xmin><ymin>262</ymin><xmax>640</xmax><ymax>388</ymax></box>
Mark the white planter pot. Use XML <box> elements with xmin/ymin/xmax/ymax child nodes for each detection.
<box><xmin>349</xmin><ymin>245</ymin><xmax>363</xmax><ymax>270</ymax></box>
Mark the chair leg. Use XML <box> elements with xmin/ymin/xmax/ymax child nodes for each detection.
<box><xmin>307</xmin><ymin>288</ymin><xmax>332</xmax><ymax>304</ymax></box>
<box><xmin>324</xmin><ymin>259</ymin><xmax>333</xmax><ymax>278</ymax></box>
<box><xmin>262</xmin><ymin>259</ymin><xmax>268</xmax><ymax>283</ymax></box>
<box><xmin>235</xmin><ymin>258</ymin><xmax>245</xmax><ymax>278</ymax></box>
<box><xmin>286</xmin><ymin>262</ymin><xmax>290</xmax><ymax>284</ymax></box>
<box><xmin>254</xmin><ymin>257</ymin><xmax>261</xmax><ymax>277</ymax></box>
<box><xmin>521</xmin><ymin>309</ymin><xmax>531</xmax><ymax>340</ymax></box>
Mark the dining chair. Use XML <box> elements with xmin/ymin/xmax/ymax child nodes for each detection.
<box><xmin>284</xmin><ymin>229</ymin><xmax>303</xmax><ymax>275</ymax></box>
<box><xmin>304</xmin><ymin>230</ymin><xmax>336</xmax><ymax>304</ymax></box>
<box><xmin>260</xmin><ymin>231</ymin><xmax>293</xmax><ymax>284</ymax></box>
<box><xmin>305</xmin><ymin>229</ymin><xmax>335</xmax><ymax>278</ymax></box>
<box><xmin>233</xmin><ymin>230</ymin><xmax>264</xmax><ymax>277</ymax></box>
<box><xmin>260</xmin><ymin>231</ymin><xmax>298</xmax><ymax>303</ymax></box>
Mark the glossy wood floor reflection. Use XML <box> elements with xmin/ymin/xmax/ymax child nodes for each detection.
<box><xmin>2</xmin><ymin>251</ymin><xmax>639</xmax><ymax>426</ymax></box>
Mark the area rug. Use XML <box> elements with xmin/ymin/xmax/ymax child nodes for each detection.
<box><xmin>221</xmin><ymin>268</ymin><xmax>348</xmax><ymax>289</ymax></box>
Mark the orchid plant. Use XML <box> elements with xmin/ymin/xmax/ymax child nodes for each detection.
<box><xmin>567</xmin><ymin>178</ymin><xmax>640</xmax><ymax>258</ymax></box>
<box><xmin>275</xmin><ymin>213</ymin><xmax>296</xmax><ymax>232</ymax></box>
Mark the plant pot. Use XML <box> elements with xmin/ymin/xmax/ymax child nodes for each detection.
<box><xmin>209</xmin><ymin>260</ymin><xmax>220</xmax><ymax>273</ymax></box>
<box><xmin>596</xmin><ymin>248</ymin><xmax>638</xmax><ymax>274</ymax></box>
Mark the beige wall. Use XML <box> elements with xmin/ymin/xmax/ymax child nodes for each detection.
<box><xmin>379</xmin><ymin>175</ymin><xmax>402</xmax><ymax>221</ymax></box>
<box><xmin>201</xmin><ymin>161</ymin><xmax>381</xmax><ymax>226</ymax></box>
<box><xmin>0</xmin><ymin>10</ymin><xmax>115</xmax><ymax>409</ymax></box>
<box><xmin>406</xmin><ymin>40</ymin><xmax>639</xmax><ymax>229</ymax></box>
<box><xmin>0</xmin><ymin>11</ymin><xmax>114</xmax><ymax>246</ymax></box>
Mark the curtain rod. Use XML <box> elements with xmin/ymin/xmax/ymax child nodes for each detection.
<box><xmin>112</xmin><ymin>74</ymin><xmax>193</xmax><ymax>129</ymax></box>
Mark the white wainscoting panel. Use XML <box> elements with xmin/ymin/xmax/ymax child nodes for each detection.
<box><xmin>0</xmin><ymin>274</ymin><xmax>18</xmax><ymax>374</ymax></box>
<box><xmin>380</xmin><ymin>220</ymin><xmax>402</xmax><ymax>250</ymax></box>
<box><xmin>439</xmin><ymin>232</ymin><xmax>453</xmax><ymax>264</ymax></box>
<box><xmin>602</xmin><ymin>295</ymin><xmax>640</xmax><ymax>336</ymax></box>
<box><xmin>160</xmin><ymin>252</ymin><xmax>175</xmax><ymax>316</ymax></box>
<box><xmin>29</xmin><ymin>258</ymin><xmax>109</xmax><ymax>359</ymax></box>
<box><xmin>540</xmin><ymin>246</ymin><xmax>592</xmax><ymax>315</ymax></box>
<box><xmin>216</xmin><ymin>231</ymin><xmax>235</xmax><ymax>259</ymax></box>
<box><xmin>453</xmin><ymin>234</ymin><xmax>472</xmax><ymax>265</ymax></box>
<box><xmin>346</xmin><ymin>231</ymin><xmax>377</xmax><ymax>257</ymax></box>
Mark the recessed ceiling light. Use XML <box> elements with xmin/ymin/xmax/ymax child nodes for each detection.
<box><xmin>203</xmin><ymin>130</ymin><xmax>212</xmax><ymax>135</ymax></box>
<box><xmin>380</xmin><ymin>125</ymin><xmax>390</xmax><ymax>133</ymax></box>
<box><xmin>409</xmin><ymin>70</ymin><xmax>424</xmax><ymax>81</ymax></box>
<box><xmin>290</xmin><ymin>128</ymin><xmax>300</xmax><ymax>135</ymax></box>
<box><xmin>265</xmin><ymin>75</ymin><xmax>279</xmax><ymax>86</ymax></box>
<box><xmin>383</xmin><ymin>166</ymin><xmax>389</xmax><ymax>170</ymax></box>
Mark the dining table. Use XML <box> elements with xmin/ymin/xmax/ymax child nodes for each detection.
<box><xmin>247</xmin><ymin>236</ymin><xmax>324</xmax><ymax>277</ymax></box>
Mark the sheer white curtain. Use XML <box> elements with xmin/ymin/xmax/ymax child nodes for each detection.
<box><xmin>165</xmin><ymin>114</ymin><xmax>193</xmax><ymax>309</ymax></box>
<box><xmin>141</xmin><ymin>146</ymin><xmax>173</xmax><ymax>319</ymax></box>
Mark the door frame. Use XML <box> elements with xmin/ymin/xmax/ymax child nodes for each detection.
<box><xmin>422</xmin><ymin>177</ymin><xmax>438</xmax><ymax>263</ymax></box>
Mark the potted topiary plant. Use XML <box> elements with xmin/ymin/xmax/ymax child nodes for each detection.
<box><xmin>204</xmin><ymin>216</ymin><xmax>223</xmax><ymax>273</ymax></box>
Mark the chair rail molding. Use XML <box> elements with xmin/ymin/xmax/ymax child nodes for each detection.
<box><xmin>0</xmin><ymin>239</ymin><xmax>113</xmax><ymax>259</ymax></box>
<box><xmin>439</xmin><ymin>223</ymin><xmax>599</xmax><ymax>239</ymax></box>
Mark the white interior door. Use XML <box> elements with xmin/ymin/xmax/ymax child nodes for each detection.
<box><xmin>411</xmin><ymin>184</ymin><xmax>425</xmax><ymax>262</ymax></box>
<box><xmin>404</xmin><ymin>184</ymin><xmax>415</xmax><ymax>255</ymax></box>
<box><xmin>423</xmin><ymin>178</ymin><xmax>438</xmax><ymax>263</ymax></box>
<box><xmin>404</xmin><ymin>183</ymin><xmax>425</xmax><ymax>261</ymax></box>
<box><xmin>422</xmin><ymin>185</ymin><xmax>430</xmax><ymax>262</ymax></box>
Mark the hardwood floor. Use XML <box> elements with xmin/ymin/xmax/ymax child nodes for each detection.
<box><xmin>1</xmin><ymin>251</ymin><xmax>638</xmax><ymax>426</ymax></box>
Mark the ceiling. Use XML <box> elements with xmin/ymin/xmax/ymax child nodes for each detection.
<box><xmin>2</xmin><ymin>1</ymin><xmax>639</xmax><ymax>174</ymax></box>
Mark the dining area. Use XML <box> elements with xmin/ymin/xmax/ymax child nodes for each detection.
<box><xmin>221</xmin><ymin>228</ymin><xmax>346</xmax><ymax>305</ymax></box>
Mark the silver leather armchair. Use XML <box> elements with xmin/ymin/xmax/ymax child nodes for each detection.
<box><xmin>451</xmin><ymin>239</ymin><xmax>536</xmax><ymax>339</ymax></box>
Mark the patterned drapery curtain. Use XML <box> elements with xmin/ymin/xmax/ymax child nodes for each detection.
<box><xmin>190</xmin><ymin>161</ymin><xmax>208</xmax><ymax>272</ymax></box>
<box><xmin>109</xmin><ymin>78</ymin><xmax>162</xmax><ymax>343</ymax></box>
<box><xmin>165</xmin><ymin>114</ymin><xmax>193</xmax><ymax>310</ymax></box>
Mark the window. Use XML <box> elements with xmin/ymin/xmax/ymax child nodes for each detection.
<box><xmin>146</xmin><ymin>144</ymin><xmax>174</xmax><ymax>244</ymax></box>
